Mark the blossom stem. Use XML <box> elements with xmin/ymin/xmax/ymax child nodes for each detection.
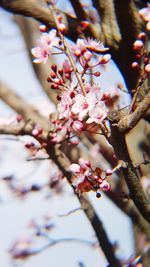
<box><xmin>47</xmin><ymin>4</ymin><xmax>87</xmax><ymax>96</ymax></box>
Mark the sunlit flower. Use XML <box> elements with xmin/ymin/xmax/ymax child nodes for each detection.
<box><xmin>84</xmin><ymin>38</ymin><xmax>109</xmax><ymax>52</ymax></box>
<box><xmin>57</xmin><ymin>92</ymin><xmax>73</xmax><ymax>119</ymax></box>
<box><xmin>87</xmin><ymin>102</ymin><xmax>107</xmax><ymax>124</ymax></box>
<box><xmin>71</xmin><ymin>94</ymin><xmax>89</xmax><ymax>120</ymax></box>
<box><xmin>69</xmin><ymin>159</ymin><xmax>111</xmax><ymax>194</ymax></box>
<box><xmin>31</xmin><ymin>30</ymin><xmax>59</xmax><ymax>63</ymax></box>
<box><xmin>70</xmin><ymin>39</ymin><xmax>86</xmax><ymax>57</ymax></box>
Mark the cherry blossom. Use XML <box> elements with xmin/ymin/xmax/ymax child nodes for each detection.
<box><xmin>72</xmin><ymin>120</ymin><xmax>84</xmax><ymax>131</ymax></box>
<box><xmin>70</xmin><ymin>39</ymin><xmax>86</xmax><ymax>57</ymax></box>
<box><xmin>84</xmin><ymin>38</ymin><xmax>109</xmax><ymax>53</ymax></box>
<box><xmin>57</xmin><ymin>91</ymin><xmax>73</xmax><ymax>119</ymax></box>
<box><xmin>69</xmin><ymin>159</ymin><xmax>111</xmax><ymax>194</ymax></box>
<box><xmin>71</xmin><ymin>94</ymin><xmax>90</xmax><ymax>120</ymax></box>
<box><xmin>31</xmin><ymin>30</ymin><xmax>59</xmax><ymax>63</ymax></box>
<box><xmin>87</xmin><ymin>102</ymin><xmax>107</xmax><ymax>124</ymax></box>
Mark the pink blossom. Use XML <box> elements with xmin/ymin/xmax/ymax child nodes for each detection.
<box><xmin>57</xmin><ymin>92</ymin><xmax>72</xmax><ymax>119</ymax></box>
<box><xmin>31</xmin><ymin>30</ymin><xmax>59</xmax><ymax>63</ymax></box>
<box><xmin>84</xmin><ymin>38</ymin><xmax>109</xmax><ymax>52</ymax></box>
<box><xmin>139</xmin><ymin>4</ymin><xmax>150</xmax><ymax>21</ymax></box>
<box><xmin>69</xmin><ymin>159</ymin><xmax>111</xmax><ymax>194</ymax></box>
<box><xmin>69</xmin><ymin>163</ymin><xmax>81</xmax><ymax>173</ymax></box>
<box><xmin>62</xmin><ymin>59</ymin><xmax>73</xmax><ymax>73</ymax></box>
<box><xmin>72</xmin><ymin>120</ymin><xmax>84</xmax><ymax>131</ymax></box>
<box><xmin>71</xmin><ymin>92</ymin><xmax>98</xmax><ymax>120</ymax></box>
<box><xmin>78</xmin><ymin>158</ymin><xmax>91</xmax><ymax>170</ymax></box>
<box><xmin>71</xmin><ymin>94</ymin><xmax>89</xmax><ymax>120</ymax></box>
<box><xmin>70</xmin><ymin>39</ymin><xmax>86</xmax><ymax>57</ymax></box>
<box><xmin>87</xmin><ymin>102</ymin><xmax>107</xmax><ymax>124</ymax></box>
<box><xmin>98</xmin><ymin>180</ymin><xmax>111</xmax><ymax>192</ymax></box>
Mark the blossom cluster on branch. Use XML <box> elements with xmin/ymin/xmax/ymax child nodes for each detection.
<box><xmin>30</xmin><ymin>16</ymin><xmax>121</xmax><ymax>195</ymax></box>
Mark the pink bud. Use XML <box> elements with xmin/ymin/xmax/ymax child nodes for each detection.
<box><xmin>51</xmin><ymin>84</ymin><xmax>59</xmax><ymax>89</ymax></box>
<box><xmin>51</xmin><ymin>64</ymin><xmax>57</xmax><ymax>73</ymax></box>
<box><xmin>58</xmin><ymin>69</ymin><xmax>63</xmax><ymax>76</ymax></box>
<box><xmin>94</xmin><ymin>71</ymin><xmax>101</xmax><ymax>77</ymax></box>
<box><xmin>39</xmin><ymin>24</ymin><xmax>47</xmax><ymax>32</ymax></box>
<box><xmin>51</xmin><ymin>73</ymin><xmax>56</xmax><ymax>78</ymax></box>
<box><xmin>80</xmin><ymin>21</ymin><xmax>89</xmax><ymax>30</ymax></box>
<box><xmin>72</xmin><ymin>120</ymin><xmax>83</xmax><ymax>131</ymax></box>
<box><xmin>58</xmin><ymin>23</ymin><xmax>66</xmax><ymax>33</ymax></box>
<box><xmin>32</xmin><ymin>129</ymin><xmax>39</xmax><ymax>137</ymax></box>
<box><xmin>47</xmin><ymin>77</ymin><xmax>52</xmax><ymax>83</ymax></box>
<box><xmin>69</xmin><ymin>163</ymin><xmax>80</xmax><ymax>173</ymax></box>
<box><xmin>83</xmin><ymin>51</ymin><xmax>92</xmax><ymax>61</ymax></box>
<box><xmin>131</xmin><ymin>61</ymin><xmax>139</xmax><ymax>69</ymax></box>
<box><xmin>16</xmin><ymin>114</ymin><xmax>23</xmax><ymax>122</ymax></box>
<box><xmin>101</xmin><ymin>92</ymin><xmax>110</xmax><ymax>101</ymax></box>
<box><xmin>99</xmin><ymin>54</ymin><xmax>111</xmax><ymax>64</ymax></box>
<box><xmin>138</xmin><ymin>32</ymin><xmax>146</xmax><ymax>42</ymax></box>
<box><xmin>106</xmin><ymin>169</ymin><xmax>113</xmax><ymax>176</ymax></box>
<box><xmin>79</xmin><ymin>158</ymin><xmax>91</xmax><ymax>169</ymax></box>
<box><xmin>133</xmin><ymin>40</ymin><xmax>144</xmax><ymax>50</ymax></box>
<box><xmin>145</xmin><ymin>64</ymin><xmax>150</xmax><ymax>73</ymax></box>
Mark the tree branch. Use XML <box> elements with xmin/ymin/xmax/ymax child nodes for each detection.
<box><xmin>117</xmin><ymin>90</ymin><xmax>150</xmax><ymax>132</ymax></box>
<box><xmin>110</xmin><ymin>125</ymin><xmax>150</xmax><ymax>224</ymax></box>
<box><xmin>113</xmin><ymin>0</ymin><xmax>143</xmax><ymax>91</ymax></box>
<box><xmin>0</xmin><ymin>0</ymin><xmax>80</xmax><ymax>41</ymax></box>
<box><xmin>92</xmin><ymin>0</ymin><xmax>121</xmax><ymax>48</ymax></box>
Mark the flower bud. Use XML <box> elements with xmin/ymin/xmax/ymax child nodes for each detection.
<box><xmin>99</xmin><ymin>54</ymin><xmax>111</xmax><ymax>64</ymax></box>
<box><xmin>131</xmin><ymin>61</ymin><xmax>140</xmax><ymax>70</ymax></box>
<box><xmin>145</xmin><ymin>64</ymin><xmax>150</xmax><ymax>73</ymax></box>
<box><xmin>138</xmin><ymin>32</ymin><xmax>146</xmax><ymax>42</ymax></box>
<box><xmin>39</xmin><ymin>24</ymin><xmax>47</xmax><ymax>32</ymax></box>
<box><xmin>133</xmin><ymin>40</ymin><xmax>144</xmax><ymax>50</ymax></box>
<box><xmin>94</xmin><ymin>71</ymin><xmax>101</xmax><ymax>77</ymax></box>
<box><xmin>51</xmin><ymin>64</ymin><xmax>57</xmax><ymax>73</ymax></box>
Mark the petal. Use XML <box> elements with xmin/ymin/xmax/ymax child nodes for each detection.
<box><xmin>69</xmin><ymin>164</ymin><xmax>80</xmax><ymax>173</ymax></box>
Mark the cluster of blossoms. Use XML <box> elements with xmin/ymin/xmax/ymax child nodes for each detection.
<box><xmin>69</xmin><ymin>158</ymin><xmax>111</xmax><ymax>196</ymax></box>
<box><xmin>31</xmin><ymin>27</ymin><xmax>117</xmax><ymax>193</ymax></box>
<box><xmin>31</xmin><ymin>28</ymin><xmax>113</xmax><ymax>142</ymax></box>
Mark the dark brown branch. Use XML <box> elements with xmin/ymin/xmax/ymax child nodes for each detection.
<box><xmin>113</xmin><ymin>0</ymin><xmax>143</xmax><ymax>91</ymax></box>
<box><xmin>92</xmin><ymin>0</ymin><xmax>121</xmax><ymax>48</ymax></box>
<box><xmin>79</xmin><ymin>195</ymin><xmax>121</xmax><ymax>267</ymax></box>
<box><xmin>0</xmin><ymin>0</ymin><xmax>80</xmax><ymax>41</ymax></box>
<box><xmin>110</xmin><ymin>125</ymin><xmax>150</xmax><ymax>224</ymax></box>
<box><xmin>70</xmin><ymin>0</ymin><xmax>87</xmax><ymax>21</ymax></box>
<box><xmin>69</xmin><ymin>0</ymin><xmax>98</xmax><ymax>38</ymax></box>
<box><xmin>117</xmin><ymin>90</ymin><xmax>150</xmax><ymax>132</ymax></box>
